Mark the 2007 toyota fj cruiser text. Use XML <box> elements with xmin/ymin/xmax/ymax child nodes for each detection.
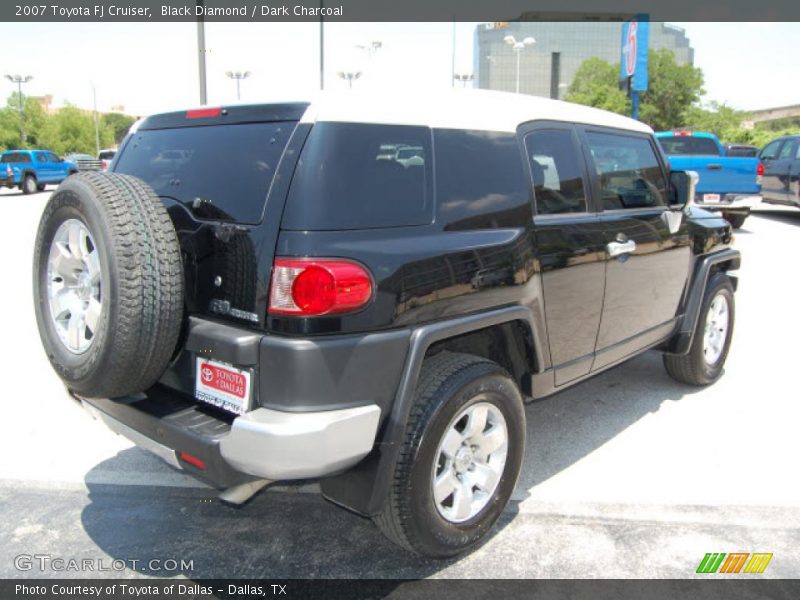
<box><xmin>33</xmin><ymin>91</ymin><xmax>739</xmax><ymax>557</ymax></box>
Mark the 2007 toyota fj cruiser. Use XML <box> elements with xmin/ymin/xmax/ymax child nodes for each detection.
<box><xmin>33</xmin><ymin>90</ymin><xmax>740</xmax><ymax>557</ymax></box>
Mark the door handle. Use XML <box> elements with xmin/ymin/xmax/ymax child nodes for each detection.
<box><xmin>706</xmin><ymin>164</ymin><xmax>722</xmax><ymax>170</ymax></box>
<box><xmin>606</xmin><ymin>240</ymin><xmax>636</xmax><ymax>257</ymax></box>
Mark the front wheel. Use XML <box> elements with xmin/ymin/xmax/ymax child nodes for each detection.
<box><xmin>373</xmin><ymin>352</ymin><xmax>525</xmax><ymax>557</ymax></box>
<box><xmin>22</xmin><ymin>174</ymin><xmax>37</xmax><ymax>195</ymax></box>
<box><xmin>664</xmin><ymin>273</ymin><xmax>735</xmax><ymax>386</ymax></box>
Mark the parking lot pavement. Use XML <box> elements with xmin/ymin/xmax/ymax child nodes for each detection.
<box><xmin>2</xmin><ymin>187</ymin><xmax>799</xmax><ymax>578</ymax></box>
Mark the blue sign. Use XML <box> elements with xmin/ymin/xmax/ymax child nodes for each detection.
<box><xmin>620</xmin><ymin>16</ymin><xmax>649</xmax><ymax>92</ymax></box>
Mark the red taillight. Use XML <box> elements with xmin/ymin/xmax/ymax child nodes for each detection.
<box><xmin>186</xmin><ymin>107</ymin><xmax>222</xmax><ymax>119</ymax></box>
<box><xmin>5</xmin><ymin>165</ymin><xmax>11</xmax><ymax>176</ymax></box>
<box><xmin>674</xmin><ymin>130</ymin><xmax>692</xmax><ymax>136</ymax></box>
<box><xmin>269</xmin><ymin>258</ymin><xmax>373</xmax><ymax>316</ymax></box>
<box><xmin>757</xmin><ymin>162</ymin><xmax>764</xmax><ymax>176</ymax></box>
<box><xmin>178</xmin><ymin>452</ymin><xmax>206</xmax><ymax>470</ymax></box>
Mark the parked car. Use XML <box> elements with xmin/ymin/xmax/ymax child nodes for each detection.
<box><xmin>33</xmin><ymin>91</ymin><xmax>739</xmax><ymax>558</ymax></box>
<box><xmin>723</xmin><ymin>143</ymin><xmax>759</xmax><ymax>158</ymax></box>
<box><xmin>656</xmin><ymin>131</ymin><xmax>762</xmax><ymax>228</ymax></box>
<box><xmin>0</xmin><ymin>149</ymin><xmax>77</xmax><ymax>194</ymax></box>
<box><xmin>65</xmin><ymin>153</ymin><xmax>104</xmax><ymax>171</ymax></box>
<box><xmin>758</xmin><ymin>135</ymin><xmax>800</xmax><ymax>208</ymax></box>
<box><xmin>97</xmin><ymin>148</ymin><xmax>116</xmax><ymax>170</ymax></box>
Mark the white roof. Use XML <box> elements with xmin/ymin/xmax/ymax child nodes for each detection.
<box><xmin>300</xmin><ymin>89</ymin><xmax>652</xmax><ymax>135</ymax></box>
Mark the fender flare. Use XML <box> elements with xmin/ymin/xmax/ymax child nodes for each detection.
<box><xmin>319</xmin><ymin>305</ymin><xmax>545</xmax><ymax>516</ymax></box>
<box><xmin>668</xmin><ymin>248</ymin><xmax>740</xmax><ymax>355</ymax></box>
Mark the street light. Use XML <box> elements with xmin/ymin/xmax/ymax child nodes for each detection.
<box><xmin>355</xmin><ymin>40</ymin><xmax>382</xmax><ymax>59</ymax></box>
<box><xmin>91</xmin><ymin>83</ymin><xmax>100</xmax><ymax>157</ymax></box>
<box><xmin>4</xmin><ymin>74</ymin><xmax>33</xmax><ymax>145</ymax></box>
<box><xmin>337</xmin><ymin>71</ymin><xmax>362</xmax><ymax>89</ymax></box>
<box><xmin>225</xmin><ymin>71</ymin><xmax>250</xmax><ymax>101</ymax></box>
<box><xmin>453</xmin><ymin>73</ymin><xmax>474</xmax><ymax>88</ymax></box>
<box><xmin>503</xmin><ymin>35</ymin><xmax>535</xmax><ymax>94</ymax></box>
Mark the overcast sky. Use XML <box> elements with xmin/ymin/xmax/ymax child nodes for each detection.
<box><xmin>0</xmin><ymin>22</ymin><xmax>797</xmax><ymax>116</ymax></box>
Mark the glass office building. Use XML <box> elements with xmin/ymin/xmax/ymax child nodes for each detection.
<box><xmin>474</xmin><ymin>22</ymin><xmax>693</xmax><ymax>98</ymax></box>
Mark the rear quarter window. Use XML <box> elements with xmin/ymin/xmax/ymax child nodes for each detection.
<box><xmin>282</xmin><ymin>122</ymin><xmax>433</xmax><ymax>230</ymax></box>
<box><xmin>434</xmin><ymin>129</ymin><xmax>531</xmax><ymax>230</ymax></box>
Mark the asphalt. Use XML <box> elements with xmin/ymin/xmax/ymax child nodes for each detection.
<box><xmin>1</xmin><ymin>187</ymin><xmax>799</xmax><ymax>579</ymax></box>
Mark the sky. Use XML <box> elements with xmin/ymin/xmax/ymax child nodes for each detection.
<box><xmin>0</xmin><ymin>21</ymin><xmax>797</xmax><ymax>117</ymax></box>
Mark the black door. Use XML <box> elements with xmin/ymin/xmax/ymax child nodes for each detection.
<box><xmin>580</xmin><ymin>128</ymin><xmax>692</xmax><ymax>371</ymax></box>
<box><xmin>524</xmin><ymin>124</ymin><xmax>605</xmax><ymax>386</ymax></box>
<box><xmin>759</xmin><ymin>138</ymin><xmax>791</xmax><ymax>204</ymax></box>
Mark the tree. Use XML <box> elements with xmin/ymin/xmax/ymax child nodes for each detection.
<box><xmin>638</xmin><ymin>49</ymin><xmax>705</xmax><ymax>131</ymax></box>
<box><xmin>102</xmin><ymin>112</ymin><xmax>135</xmax><ymax>145</ymax></box>
<box><xmin>40</xmin><ymin>105</ymin><xmax>99</xmax><ymax>155</ymax></box>
<box><xmin>565</xmin><ymin>50</ymin><xmax>705</xmax><ymax>131</ymax></box>
<box><xmin>565</xmin><ymin>57</ymin><xmax>629</xmax><ymax>116</ymax></box>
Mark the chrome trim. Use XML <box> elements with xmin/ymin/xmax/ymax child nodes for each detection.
<box><xmin>219</xmin><ymin>404</ymin><xmax>381</xmax><ymax>480</ymax></box>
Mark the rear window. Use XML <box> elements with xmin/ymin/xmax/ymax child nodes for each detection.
<box><xmin>657</xmin><ymin>135</ymin><xmax>720</xmax><ymax>156</ymax></box>
<box><xmin>114</xmin><ymin>122</ymin><xmax>294</xmax><ymax>223</ymax></box>
<box><xmin>98</xmin><ymin>150</ymin><xmax>116</xmax><ymax>160</ymax></box>
<box><xmin>282</xmin><ymin>123</ymin><xmax>433</xmax><ymax>230</ymax></box>
<box><xmin>1</xmin><ymin>152</ymin><xmax>30</xmax><ymax>163</ymax></box>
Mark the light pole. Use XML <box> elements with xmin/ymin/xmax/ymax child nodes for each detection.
<box><xmin>503</xmin><ymin>35</ymin><xmax>535</xmax><ymax>94</ymax></box>
<box><xmin>4</xmin><ymin>74</ymin><xmax>33</xmax><ymax>145</ymax></box>
<box><xmin>225</xmin><ymin>71</ymin><xmax>250</xmax><ymax>100</ymax></box>
<box><xmin>337</xmin><ymin>71</ymin><xmax>362</xmax><ymax>89</ymax></box>
<box><xmin>91</xmin><ymin>83</ymin><xmax>100</xmax><ymax>156</ymax></box>
<box><xmin>453</xmin><ymin>73</ymin><xmax>474</xmax><ymax>88</ymax></box>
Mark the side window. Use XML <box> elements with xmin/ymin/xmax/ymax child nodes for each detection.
<box><xmin>434</xmin><ymin>129</ymin><xmax>531</xmax><ymax>230</ymax></box>
<box><xmin>796</xmin><ymin>142</ymin><xmax>800</xmax><ymax>160</ymax></box>
<box><xmin>524</xmin><ymin>129</ymin><xmax>587</xmax><ymax>215</ymax></box>
<box><xmin>35</xmin><ymin>152</ymin><xmax>47</xmax><ymax>163</ymax></box>
<box><xmin>760</xmin><ymin>140</ymin><xmax>783</xmax><ymax>160</ymax></box>
<box><xmin>586</xmin><ymin>132</ymin><xmax>667</xmax><ymax>210</ymax></box>
<box><xmin>777</xmin><ymin>141</ymin><xmax>795</xmax><ymax>160</ymax></box>
<box><xmin>47</xmin><ymin>152</ymin><xmax>60</xmax><ymax>162</ymax></box>
<box><xmin>283</xmin><ymin>123</ymin><xmax>433</xmax><ymax>230</ymax></box>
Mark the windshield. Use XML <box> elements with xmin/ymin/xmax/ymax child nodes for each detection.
<box><xmin>114</xmin><ymin>122</ymin><xmax>295</xmax><ymax>223</ymax></box>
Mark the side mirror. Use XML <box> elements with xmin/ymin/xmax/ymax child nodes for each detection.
<box><xmin>669</xmin><ymin>170</ymin><xmax>699</xmax><ymax>212</ymax></box>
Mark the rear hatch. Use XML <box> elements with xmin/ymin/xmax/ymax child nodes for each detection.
<box><xmin>112</xmin><ymin>103</ymin><xmax>308</xmax><ymax>327</ymax></box>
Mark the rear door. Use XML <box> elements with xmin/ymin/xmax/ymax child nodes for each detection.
<box><xmin>33</xmin><ymin>152</ymin><xmax>54</xmax><ymax>182</ymax></box>
<box><xmin>791</xmin><ymin>139</ymin><xmax>800</xmax><ymax>205</ymax></box>
<box><xmin>759</xmin><ymin>139</ymin><xmax>788</xmax><ymax>202</ymax></box>
<box><xmin>581</xmin><ymin>127</ymin><xmax>691</xmax><ymax>371</ymax></box>
<box><xmin>47</xmin><ymin>152</ymin><xmax>68</xmax><ymax>180</ymax></box>
<box><xmin>524</xmin><ymin>123</ymin><xmax>606</xmax><ymax>386</ymax></box>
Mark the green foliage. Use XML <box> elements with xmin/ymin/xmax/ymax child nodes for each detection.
<box><xmin>564</xmin><ymin>49</ymin><xmax>800</xmax><ymax>149</ymax></box>
<box><xmin>637</xmin><ymin>49</ymin><xmax>705</xmax><ymax>131</ymax></box>
<box><xmin>565</xmin><ymin>57</ymin><xmax>629</xmax><ymax>116</ymax></box>
<box><xmin>0</xmin><ymin>93</ymin><xmax>126</xmax><ymax>155</ymax></box>
<box><xmin>102</xmin><ymin>112</ymin><xmax>136</xmax><ymax>145</ymax></box>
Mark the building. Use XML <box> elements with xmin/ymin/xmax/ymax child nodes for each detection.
<box><xmin>474</xmin><ymin>21</ymin><xmax>693</xmax><ymax>98</ymax></box>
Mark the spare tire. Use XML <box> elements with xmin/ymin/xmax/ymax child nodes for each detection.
<box><xmin>33</xmin><ymin>172</ymin><xmax>184</xmax><ymax>398</ymax></box>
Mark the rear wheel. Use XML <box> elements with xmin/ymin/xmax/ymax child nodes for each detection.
<box><xmin>664</xmin><ymin>273</ymin><xmax>735</xmax><ymax>386</ymax></box>
<box><xmin>373</xmin><ymin>352</ymin><xmax>525</xmax><ymax>557</ymax></box>
<box><xmin>22</xmin><ymin>174</ymin><xmax>37</xmax><ymax>195</ymax></box>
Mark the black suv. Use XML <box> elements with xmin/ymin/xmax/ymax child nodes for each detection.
<box><xmin>33</xmin><ymin>91</ymin><xmax>740</xmax><ymax>557</ymax></box>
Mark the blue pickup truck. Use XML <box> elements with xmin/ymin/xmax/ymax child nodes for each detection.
<box><xmin>1</xmin><ymin>149</ymin><xmax>77</xmax><ymax>195</ymax></box>
<box><xmin>656</xmin><ymin>131</ymin><xmax>762</xmax><ymax>228</ymax></box>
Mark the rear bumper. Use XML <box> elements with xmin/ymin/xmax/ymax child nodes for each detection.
<box><xmin>694</xmin><ymin>194</ymin><xmax>761</xmax><ymax>212</ymax></box>
<box><xmin>78</xmin><ymin>317</ymin><xmax>407</xmax><ymax>487</ymax></box>
<box><xmin>80</xmin><ymin>389</ymin><xmax>382</xmax><ymax>486</ymax></box>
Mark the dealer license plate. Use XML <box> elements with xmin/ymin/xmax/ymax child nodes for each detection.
<box><xmin>195</xmin><ymin>358</ymin><xmax>251</xmax><ymax>415</ymax></box>
<box><xmin>703</xmin><ymin>193</ymin><xmax>721</xmax><ymax>203</ymax></box>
